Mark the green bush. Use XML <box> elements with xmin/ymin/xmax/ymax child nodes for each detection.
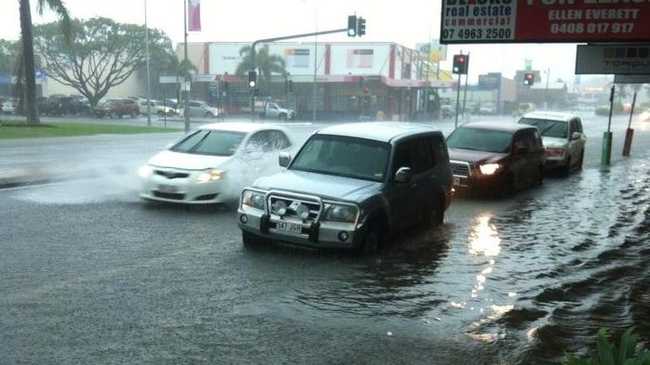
<box><xmin>563</xmin><ymin>328</ymin><xmax>650</xmax><ymax>365</ymax></box>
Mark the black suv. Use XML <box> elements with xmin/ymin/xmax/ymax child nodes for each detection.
<box><xmin>447</xmin><ymin>122</ymin><xmax>545</xmax><ymax>195</ymax></box>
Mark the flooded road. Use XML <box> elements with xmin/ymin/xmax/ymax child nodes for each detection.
<box><xmin>1</xmin><ymin>116</ymin><xmax>649</xmax><ymax>364</ymax></box>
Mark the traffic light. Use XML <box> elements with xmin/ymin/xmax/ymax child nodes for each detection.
<box><xmin>453</xmin><ymin>54</ymin><xmax>469</xmax><ymax>75</ymax></box>
<box><xmin>248</xmin><ymin>71</ymin><xmax>257</xmax><ymax>89</ymax></box>
<box><xmin>523</xmin><ymin>72</ymin><xmax>535</xmax><ymax>86</ymax></box>
<box><xmin>357</xmin><ymin>17</ymin><xmax>366</xmax><ymax>37</ymax></box>
<box><xmin>347</xmin><ymin>15</ymin><xmax>357</xmax><ymax>37</ymax></box>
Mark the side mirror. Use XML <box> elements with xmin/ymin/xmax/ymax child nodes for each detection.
<box><xmin>279</xmin><ymin>152</ymin><xmax>292</xmax><ymax>167</ymax></box>
<box><xmin>394</xmin><ymin>167</ymin><xmax>413</xmax><ymax>184</ymax></box>
<box><xmin>571</xmin><ymin>132</ymin><xmax>581</xmax><ymax>141</ymax></box>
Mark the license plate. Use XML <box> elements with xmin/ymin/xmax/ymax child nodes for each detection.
<box><xmin>157</xmin><ymin>184</ymin><xmax>179</xmax><ymax>193</ymax></box>
<box><xmin>276</xmin><ymin>221</ymin><xmax>303</xmax><ymax>234</ymax></box>
<box><xmin>453</xmin><ymin>176</ymin><xmax>462</xmax><ymax>186</ymax></box>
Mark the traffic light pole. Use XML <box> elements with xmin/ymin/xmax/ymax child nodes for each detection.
<box><xmin>454</xmin><ymin>73</ymin><xmax>462</xmax><ymax>128</ymax></box>
<box><xmin>183</xmin><ymin>0</ymin><xmax>190</xmax><ymax>133</ymax></box>
<box><xmin>249</xmin><ymin>28</ymin><xmax>348</xmax><ymax>120</ymax></box>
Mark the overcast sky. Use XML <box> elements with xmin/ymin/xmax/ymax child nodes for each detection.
<box><xmin>1</xmin><ymin>0</ymin><xmax>583</xmax><ymax>83</ymax></box>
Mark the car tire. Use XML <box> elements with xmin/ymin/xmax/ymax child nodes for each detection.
<box><xmin>279</xmin><ymin>113</ymin><xmax>287</xmax><ymax>121</ymax></box>
<box><xmin>503</xmin><ymin>173</ymin><xmax>516</xmax><ymax>197</ymax></box>
<box><xmin>561</xmin><ymin>157</ymin><xmax>571</xmax><ymax>176</ymax></box>
<box><xmin>242</xmin><ymin>230</ymin><xmax>268</xmax><ymax>247</ymax></box>
<box><xmin>536</xmin><ymin>165</ymin><xmax>544</xmax><ymax>186</ymax></box>
<box><xmin>359</xmin><ymin>227</ymin><xmax>381</xmax><ymax>255</ymax></box>
<box><xmin>578</xmin><ymin>150</ymin><xmax>584</xmax><ymax>170</ymax></box>
<box><xmin>424</xmin><ymin>195</ymin><xmax>445</xmax><ymax>228</ymax></box>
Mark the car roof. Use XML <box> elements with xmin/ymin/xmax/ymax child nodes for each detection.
<box><xmin>198</xmin><ymin>122</ymin><xmax>286</xmax><ymax>134</ymax></box>
<box><xmin>316</xmin><ymin>122</ymin><xmax>440</xmax><ymax>142</ymax></box>
<box><xmin>521</xmin><ymin>111</ymin><xmax>576</xmax><ymax>122</ymax></box>
<box><xmin>460</xmin><ymin>121</ymin><xmax>535</xmax><ymax>133</ymax></box>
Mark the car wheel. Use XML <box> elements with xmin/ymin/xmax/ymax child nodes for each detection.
<box><xmin>536</xmin><ymin>165</ymin><xmax>544</xmax><ymax>186</ymax></box>
<box><xmin>423</xmin><ymin>195</ymin><xmax>444</xmax><ymax>228</ymax></box>
<box><xmin>502</xmin><ymin>173</ymin><xmax>516</xmax><ymax>197</ymax></box>
<box><xmin>561</xmin><ymin>157</ymin><xmax>572</xmax><ymax>176</ymax></box>
<box><xmin>359</xmin><ymin>227</ymin><xmax>381</xmax><ymax>255</ymax></box>
<box><xmin>578</xmin><ymin>150</ymin><xmax>584</xmax><ymax>170</ymax></box>
<box><xmin>242</xmin><ymin>230</ymin><xmax>269</xmax><ymax>247</ymax></box>
<box><xmin>278</xmin><ymin>113</ymin><xmax>287</xmax><ymax>121</ymax></box>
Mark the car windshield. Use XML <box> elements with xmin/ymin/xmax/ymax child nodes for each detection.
<box><xmin>447</xmin><ymin>127</ymin><xmax>513</xmax><ymax>153</ymax></box>
<box><xmin>170</xmin><ymin>130</ymin><xmax>246</xmax><ymax>156</ymax></box>
<box><xmin>519</xmin><ymin>118</ymin><xmax>568</xmax><ymax>139</ymax></box>
<box><xmin>290</xmin><ymin>135</ymin><xmax>390</xmax><ymax>182</ymax></box>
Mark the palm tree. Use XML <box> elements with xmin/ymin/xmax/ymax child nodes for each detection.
<box><xmin>236</xmin><ymin>45</ymin><xmax>286</xmax><ymax>95</ymax></box>
<box><xmin>18</xmin><ymin>0</ymin><xmax>71</xmax><ymax>124</ymax></box>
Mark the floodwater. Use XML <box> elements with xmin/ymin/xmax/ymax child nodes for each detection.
<box><xmin>2</xmin><ymin>115</ymin><xmax>649</xmax><ymax>364</ymax></box>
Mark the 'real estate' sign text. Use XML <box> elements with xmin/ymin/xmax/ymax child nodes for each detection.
<box><xmin>441</xmin><ymin>0</ymin><xmax>650</xmax><ymax>44</ymax></box>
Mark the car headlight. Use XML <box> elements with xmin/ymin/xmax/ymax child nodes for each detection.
<box><xmin>323</xmin><ymin>203</ymin><xmax>358</xmax><ymax>223</ymax></box>
<box><xmin>196</xmin><ymin>169</ymin><xmax>224</xmax><ymax>183</ymax></box>
<box><xmin>138</xmin><ymin>165</ymin><xmax>154</xmax><ymax>178</ymax></box>
<box><xmin>479</xmin><ymin>163</ymin><xmax>501</xmax><ymax>175</ymax></box>
<box><xmin>242</xmin><ymin>190</ymin><xmax>266</xmax><ymax>210</ymax></box>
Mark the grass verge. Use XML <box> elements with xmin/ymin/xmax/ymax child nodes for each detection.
<box><xmin>0</xmin><ymin>122</ymin><xmax>179</xmax><ymax>140</ymax></box>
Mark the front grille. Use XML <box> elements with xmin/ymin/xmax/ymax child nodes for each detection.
<box><xmin>195</xmin><ymin>194</ymin><xmax>218</xmax><ymax>201</ymax></box>
<box><xmin>450</xmin><ymin>161</ymin><xmax>471</xmax><ymax>178</ymax></box>
<box><xmin>268</xmin><ymin>194</ymin><xmax>321</xmax><ymax>221</ymax></box>
<box><xmin>152</xmin><ymin>191</ymin><xmax>186</xmax><ymax>200</ymax></box>
<box><xmin>155</xmin><ymin>170</ymin><xmax>190</xmax><ymax>179</ymax></box>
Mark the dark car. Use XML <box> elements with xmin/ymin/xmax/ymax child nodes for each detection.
<box><xmin>238</xmin><ymin>122</ymin><xmax>453</xmax><ymax>254</ymax></box>
<box><xmin>94</xmin><ymin>99</ymin><xmax>140</xmax><ymax>118</ymax></box>
<box><xmin>447</xmin><ymin>122</ymin><xmax>545</xmax><ymax>195</ymax></box>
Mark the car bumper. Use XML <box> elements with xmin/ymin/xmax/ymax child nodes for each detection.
<box><xmin>544</xmin><ymin>157</ymin><xmax>568</xmax><ymax>170</ymax></box>
<box><xmin>452</xmin><ymin>172</ymin><xmax>509</xmax><ymax>194</ymax></box>
<box><xmin>140</xmin><ymin>174</ymin><xmax>227</xmax><ymax>204</ymax></box>
<box><xmin>237</xmin><ymin>205</ymin><xmax>363</xmax><ymax>249</ymax></box>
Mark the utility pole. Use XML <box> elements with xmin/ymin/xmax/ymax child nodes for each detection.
<box><xmin>312</xmin><ymin>12</ymin><xmax>318</xmax><ymax>123</ymax></box>
<box><xmin>545</xmin><ymin>68</ymin><xmax>551</xmax><ymax>110</ymax></box>
<box><xmin>183</xmin><ymin>0</ymin><xmax>190</xmax><ymax>133</ymax></box>
<box><xmin>461</xmin><ymin>53</ymin><xmax>470</xmax><ymax>119</ymax></box>
<box><xmin>145</xmin><ymin>0</ymin><xmax>151</xmax><ymax>127</ymax></box>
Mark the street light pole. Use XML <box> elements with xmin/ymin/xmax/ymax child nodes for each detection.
<box><xmin>145</xmin><ymin>0</ymin><xmax>151</xmax><ymax>127</ymax></box>
<box><xmin>183</xmin><ymin>0</ymin><xmax>190</xmax><ymax>133</ymax></box>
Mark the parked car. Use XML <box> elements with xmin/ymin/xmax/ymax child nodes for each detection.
<box><xmin>138</xmin><ymin>100</ymin><xmax>177</xmax><ymax>117</ymax></box>
<box><xmin>40</xmin><ymin>95</ymin><xmax>90</xmax><ymax>116</ymax></box>
<box><xmin>262</xmin><ymin>101</ymin><xmax>296</xmax><ymax>120</ymax></box>
<box><xmin>138</xmin><ymin>123</ymin><xmax>293</xmax><ymax>205</ymax></box>
<box><xmin>179</xmin><ymin>100</ymin><xmax>219</xmax><ymax>118</ymax></box>
<box><xmin>2</xmin><ymin>99</ymin><xmax>16</xmax><ymax>114</ymax></box>
<box><xmin>94</xmin><ymin>99</ymin><xmax>140</xmax><ymax>118</ymax></box>
<box><xmin>518</xmin><ymin>112</ymin><xmax>586</xmax><ymax>174</ymax></box>
<box><xmin>479</xmin><ymin>103</ymin><xmax>497</xmax><ymax>115</ymax></box>
<box><xmin>237</xmin><ymin>122</ymin><xmax>453</xmax><ymax>254</ymax></box>
<box><xmin>447</xmin><ymin>121</ymin><xmax>545</xmax><ymax>195</ymax></box>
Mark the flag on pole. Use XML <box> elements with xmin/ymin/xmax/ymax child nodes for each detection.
<box><xmin>188</xmin><ymin>0</ymin><xmax>201</xmax><ymax>32</ymax></box>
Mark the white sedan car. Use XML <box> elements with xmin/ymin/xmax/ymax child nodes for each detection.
<box><xmin>138</xmin><ymin>123</ymin><xmax>293</xmax><ymax>204</ymax></box>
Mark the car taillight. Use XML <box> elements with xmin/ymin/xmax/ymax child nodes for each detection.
<box><xmin>545</xmin><ymin>148</ymin><xmax>566</xmax><ymax>157</ymax></box>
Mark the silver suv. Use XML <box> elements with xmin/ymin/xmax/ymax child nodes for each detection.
<box><xmin>237</xmin><ymin>122</ymin><xmax>453</xmax><ymax>254</ymax></box>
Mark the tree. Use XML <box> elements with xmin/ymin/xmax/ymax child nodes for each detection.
<box><xmin>236</xmin><ymin>45</ymin><xmax>286</xmax><ymax>94</ymax></box>
<box><xmin>34</xmin><ymin>17</ymin><xmax>175</xmax><ymax>108</ymax></box>
<box><xmin>0</xmin><ymin>40</ymin><xmax>20</xmax><ymax>74</ymax></box>
<box><xmin>19</xmin><ymin>0</ymin><xmax>71</xmax><ymax>124</ymax></box>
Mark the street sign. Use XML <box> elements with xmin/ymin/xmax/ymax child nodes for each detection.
<box><xmin>440</xmin><ymin>1</ymin><xmax>650</xmax><ymax>44</ymax></box>
<box><xmin>575</xmin><ymin>44</ymin><xmax>650</xmax><ymax>75</ymax></box>
<box><xmin>614</xmin><ymin>74</ymin><xmax>650</xmax><ymax>84</ymax></box>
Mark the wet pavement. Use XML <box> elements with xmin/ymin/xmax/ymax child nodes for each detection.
<box><xmin>1</xmin><ymin>115</ymin><xmax>649</xmax><ymax>364</ymax></box>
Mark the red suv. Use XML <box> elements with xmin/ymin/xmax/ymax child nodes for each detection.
<box><xmin>94</xmin><ymin>99</ymin><xmax>140</xmax><ymax>118</ymax></box>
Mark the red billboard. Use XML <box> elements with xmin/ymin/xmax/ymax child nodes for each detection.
<box><xmin>440</xmin><ymin>1</ymin><xmax>650</xmax><ymax>44</ymax></box>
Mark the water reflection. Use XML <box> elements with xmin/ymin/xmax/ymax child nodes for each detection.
<box><xmin>289</xmin><ymin>226</ymin><xmax>454</xmax><ymax>318</ymax></box>
<box><xmin>468</xmin><ymin>214</ymin><xmax>501</xmax><ymax>258</ymax></box>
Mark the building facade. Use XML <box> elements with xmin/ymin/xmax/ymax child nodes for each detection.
<box><xmin>176</xmin><ymin>42</ymin><xmax>455</xmax><ymax>120</ymax></box>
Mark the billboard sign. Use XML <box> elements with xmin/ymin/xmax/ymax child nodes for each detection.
<box><xmin>576</xmin><ymin>44</ymin><xmax>650</xmax><ymax>75</ymax></box>
<box><xmin>478</xmin><ymin>73</ymin><xmax>501</xmax><ymax>90</ymax></box>
<box><xmin>416</xmin><ymin>41</ymin><xmax>448</xmax><ymax>62</ymax></box>
<box><xmin>441</xmin><ymin>1</ymin><xmax>650</xmax><ymax>44</ymax></box>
